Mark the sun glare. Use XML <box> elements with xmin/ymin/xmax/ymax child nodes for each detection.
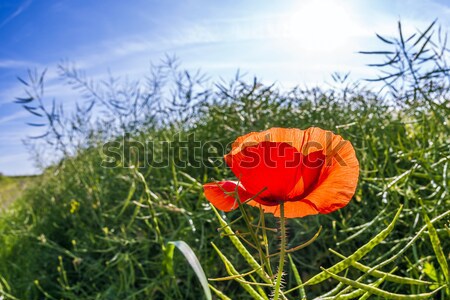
<box><xmin>278</xmin><ymin>0</ymin><xmax>365</xmax><ymax>52</ymax></box>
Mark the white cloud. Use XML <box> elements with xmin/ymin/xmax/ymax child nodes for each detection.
<box><xmin>0</xmin><ymin>59</ymin><xmax>34</xmax><ymax>69</ymax></box>
<box><xmin>0</xmin><ymin>0</ymin><xmax>33</xmax><ymax>29</ymax></box>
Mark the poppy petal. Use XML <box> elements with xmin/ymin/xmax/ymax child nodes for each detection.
<box><xmin>225</xmin><ymin>141</ymin><xmax>302</xmax><ymax>201</ymax></box>
<box><xmin>287</xmin><ymin>150</ymin><xmax>325</xmax><ymax>199</ymax></box>
<box><xmin>216</xmin><ymin>127</ymin><xmax>359</xmax><ymax>218</ymax></box>
<box><xmin>303</xmin><ymin>165</ymin><xmax>359</xmax><ymax>213</ymax></box>
<box><xmin>203</xmin><ymin>181</ymin><xmax>259</xmax><ymax>211</ymax></box>
<box><xmin>228</xmin><ymin>128</ymin><xmax>306</xmax><ymax>156</ymax></box>
<box><xmin>247</xmin><ymin>199</ymin><xmax>319</xmax><ymax>218</ymax></box>
<box><xmin>287</xmin><ymin>128</ymin><xmax>359</xmax><ymax>197</ymax></box>
<box><xmin>301</xmin><ymin>135</ymin><xmax>359</xmax><ymax>213</ymax></box>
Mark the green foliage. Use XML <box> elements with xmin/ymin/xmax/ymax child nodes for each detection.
<box><xmin>0</xmin><ymin>21</ymin><xmax>449</xmax><ymax>299</ymax></box>
<box><xmin>0</xmin><ymin>175</ymin><xmax>34</xmax><ymax>211</ymax></box>
<box><xmin>168</xmin><ymin>241</ymin><xmax>212</xmax><ymax>300</ymax></box>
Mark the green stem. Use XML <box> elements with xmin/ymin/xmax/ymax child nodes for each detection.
<box><xmin>273</xmin><ymin>202</ymin><xmax>286</xmax><ymax>300</ymax></box>
<box><xmin>239</xmin><ymin>201</ymin><xmax>273</xmax><ymax>278</ymax></box>
<box><xmin>260</xmin><ymin>206</ymin><xmax>274</xmax><ymax>278</ymax></box>
<box><xmin>135</xmin><ymin>169</ymin><xmax>165</xmax><ymax>251</ymax></box>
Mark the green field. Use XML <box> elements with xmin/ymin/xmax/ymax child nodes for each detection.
<box><xmin>0</xmin><ymin>23</ymin><xmax>449</xmax><ymax>300</ymax></box>
<box><xmin>0</xmin><ymin>175</ymin><xmax>35</xmax><ymax>211</ymax></box>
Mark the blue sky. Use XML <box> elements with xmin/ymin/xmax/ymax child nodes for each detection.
<box><xmin>1</xmin><ymin>0</ymin><xmax>450</xmax><ymax>175</ymax></box>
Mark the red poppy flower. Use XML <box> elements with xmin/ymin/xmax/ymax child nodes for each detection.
<box><xmin>203</xmin><ymin>127</ymin><xmax>359</xmax><ymax>218</ymax></box>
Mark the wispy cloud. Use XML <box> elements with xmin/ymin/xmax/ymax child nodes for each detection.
<box><xmin>0</xmin><ymin>110</ymin><xmax>29</xmax><ymax>125</ymax></box>
<box><xmin>0</xmin><ymin>59</ymin><xmax>34</xmax><ymax>69</ymax></box>
<box><xmin>0</xmin><ymin>0</ymin><xmax>33</xmax><ymax>29</ymax></box>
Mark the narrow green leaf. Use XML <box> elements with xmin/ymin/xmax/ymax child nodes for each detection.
<box><xmin>211</xmin><ymin>242</ymin><xmax>266</xmax><ymax>300</ymax></box>
<box><xmin>370</xmin><ymin>210</ymin><xmax>450</xmax><ymax>271</ymax></box>
<box><xmin>329</xmin><ymin>249</ymin><xmax>432</xmax><ymax>285</ymax></box>
<box><xmin>304</xmin><ymin>206</ymin><xmax>403</xmax><ymax>286</ymax></box>
<box><xmin>328</xmin><ymin>271</ymin><xmax>393</xmax><ymax>300</ymax></box>
<box><xmin>330</xmin><ymin>268</ymin><xmax>393</xmax><ymax>300</ymax></box>
<box><xmin>327</xmin><ymin>287</ymin><xmax>365</xmax><ymax>300</ymax></box>
<box><xmin>208</xmin><ymin>284</ymin><xmax>232</xmax><ymax>300</ymax></box>
<box><xmin>313</xmin><ymin>282</ymin><xmax>345</xmax><ymax>299</ymax></box>
<box><xmin>118</xmin><ymin>181</ymin><xmax>136</xmax><ymax>217</ymax></box>
<box><xmin>179</xmin><ymin>171</ymin><xmax>202</xmax><ymax>186</ymax></box>
<box><xmin>0</xmin><ymin>275</ymin><xmax>11</xmax><ymax>294</ymax></box>
<box><xmin>288</xmin><ymin>254</ymin><xmax>306</xmax><ymax>300</ymax></box>
<box><xmin>249</xmin><ymin>274</ymin><xmax>270</xmax><ymax>300</ymax></box>
<box><xmin>359</xmin><ymin>273</ymin><xmax>391</xmax><ymax>300</ymax></box>
<box><xmin>211</xmin><ymin>205</ymin><xmax>272</xmax><ymax>284</ymax></box>
<box><xmin>422</xmin><ymin>209</ymin><xmax>450</xmax><ymax>287</ymax></box>
<box><xmin>169</xmin><ymin>241</ymin><xmax>212</xmax><ymax>300</ymax></box>
<box><xmin>337</xmin><ymin>208</ymin><xmax>387</xmax><ymax>246</ymax></box>
<box><xmin>321</xmin><ymin>267</ymin><xmax>445</xmax><ymax>299</ymax></box>
<box><xmin>422</xmin><ymin>261</ymin><xmax>438</xmax><ymax>282</ymax></box>
<box><xmin>162</xmin><ymin>243</ymin><xmax>175</xmax><ymax>276</ymax></box>
<box><xmin>0</xmin><ymin>290</ymin><xmax>19</xmax><ymax>300</ymax></box>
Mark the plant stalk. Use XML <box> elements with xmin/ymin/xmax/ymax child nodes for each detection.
<box><xmin>273</xmin><ymin>202</ymin><xmax>286</xmax><ymax>300</ymax></box>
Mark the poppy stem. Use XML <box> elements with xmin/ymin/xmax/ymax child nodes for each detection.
<box><xmin>273</xmin><ymin>202</ymin><xmax>286</xmax><ymax>300</ymax></box>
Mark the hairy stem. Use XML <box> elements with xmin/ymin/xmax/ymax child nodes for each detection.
<box><xmin>273</xmin><ymin>202</ymin><xmax>286</xmax><ymax>300</ymax></box>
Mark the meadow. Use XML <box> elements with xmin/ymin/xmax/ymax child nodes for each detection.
<box><xmin>0</xmin><ymin>22</ymin><xmax>449</xmax><ymax>299</ymax></box>
<box><xmin>0</xmin><ymin>175</ymin><xmax>34</xmax><ymax>211</ymax></box>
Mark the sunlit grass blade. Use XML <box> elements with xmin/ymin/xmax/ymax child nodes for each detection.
<box><xmin>328</xmin><ymin>268</ymin><xmax>394</xmax><ymax>300</ymax></box>
<box><xmin>288</xmin><ymin>253</ymin><xmax>307</xmax><ymax>300</ymax></box>
<box><xmin>336</xmin><ymin>208</ymin><xmax>387</xmax><ymax>246</ymax></box>
<box><xmin>312</xmin><ymin>282</ymin><xmax>345</xmax><ymax>299</ymax></box>
<box><xmin>249</xmin><ymin>274</ymin><xmax>270</xmax><ymax>300</ymax></box>
<box><xmin>168</xmin><ymin>241</ymin><xmax>212</xmax><ymax>300</ymax></box>
<box><xmin>0</xmin><ymin>283</ymin><xmax>19</xmax><ymax>300</ymax></box>
<box><xmin>422</xmin><ymin>208</ymin><xmax>450</xmax><ymax>291</ymax></box>
<box><xmin>34</xmin><ymin>280</ymin><xmax>57</xmax><ymax>300</ymax></box>
<box><xmin>320</xmin><ymin>267</ymin><xmax>446</xmax><ymax>299</ymax></box>
<box><xmin>368</xmin><ymin>210</ymin><xmax>450</xmax><ymax>271</ymax></box>
<box><xmin>211</xmin><ymin>205</ymin><xmax>272</xmax><ymax>284</ymax></box>
<box><xmin>303</xmin><ymin>205</ymin><xmax>403</xmax><ymax>286</ymax></box>
<box><xmin>211</xmin><ymin>242</ymin><xmax>266</xmax><ymax>300</ymax></box>
<box><xmin>270</xmin><ymin>226</ymin><xmax>322</xmax><ymax>257</ymax></box>
<box><xmin>209</xmin><ymin>266</ymin><xmax>263</xmax><ymax>281</ymax></box>
<box><xmin>358</xmin><ymin>273</ymin><xmax>389</xmax><ymax>300</ymax></box>
<box><xmin>328</xmin><ymin>249</ymin><xmax>432</xmax><ymax>285</ymax></box>
<box><xmin>209</xmin><ymin>284</ymin><xmax>232</xmax><ymax>300</ymax></box>
<box><xmin>117</xmin><ymin>181</ymin><xmax>136</xmax><ymax>217</ymax></box>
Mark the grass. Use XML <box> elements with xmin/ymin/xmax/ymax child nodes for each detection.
<box><xmin>0</xmin><ymin>83</ymin><xmax>448</xmax><ymax>299</ymax></box>
<box><xmin>0</xmin><ymin>175</ymin><xmax>35</xmax><ymax>211</ymax></box>
<box><xmin>0</xmin><ymin>22</ymin><xmax>449</xmax><ymax>299</ymax></box>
